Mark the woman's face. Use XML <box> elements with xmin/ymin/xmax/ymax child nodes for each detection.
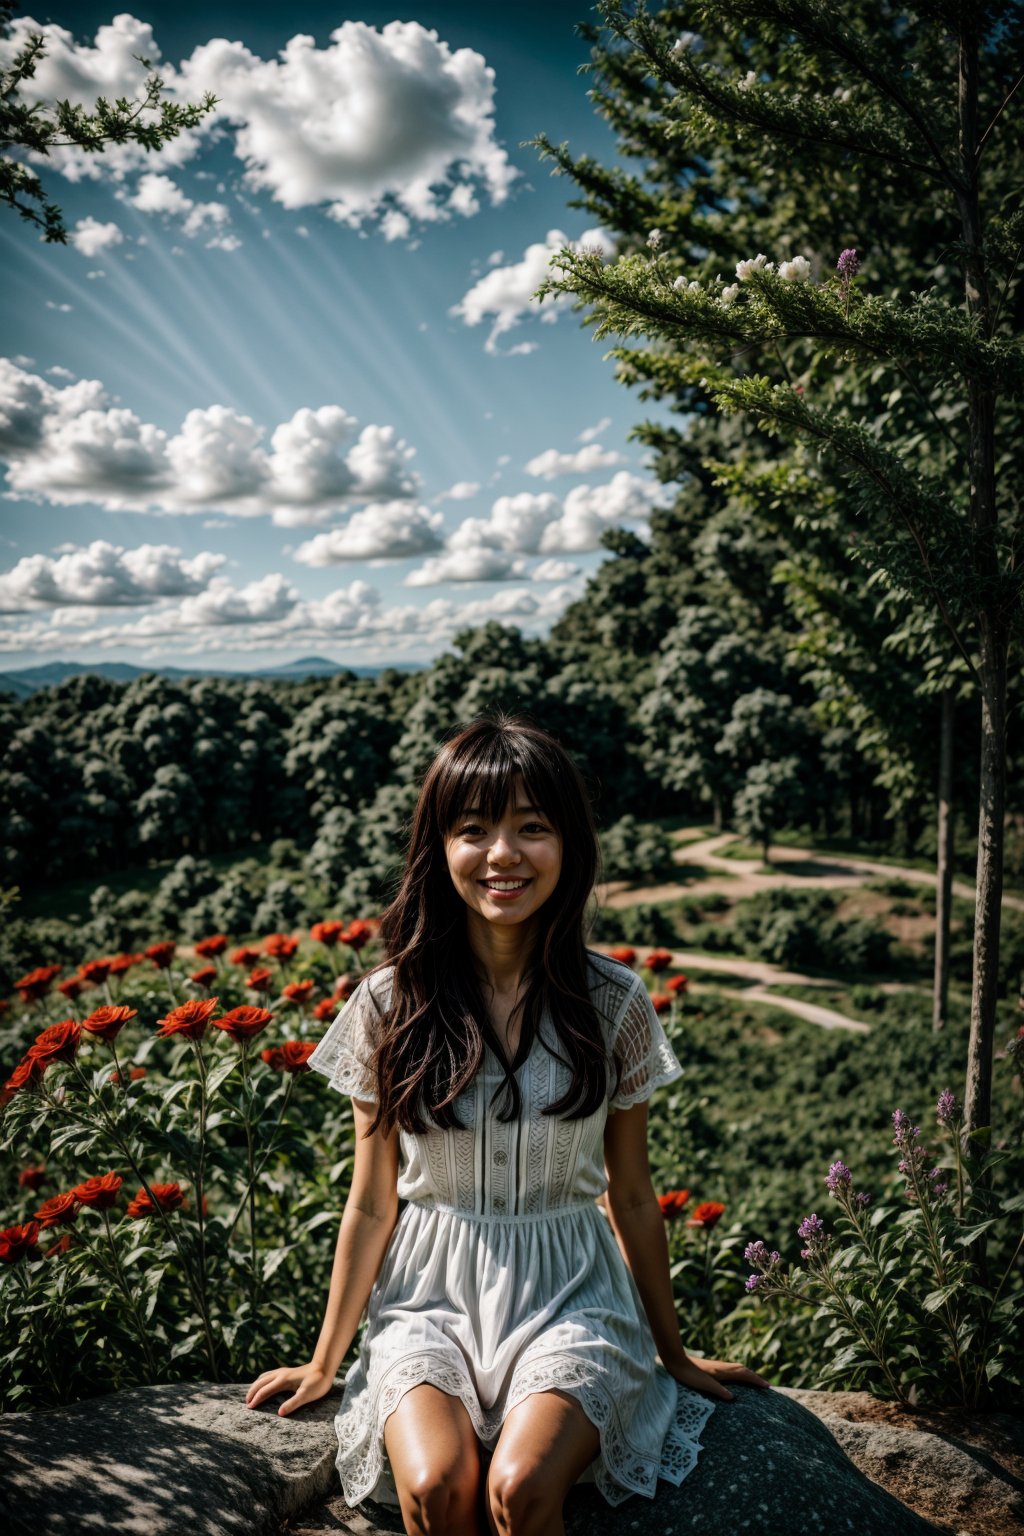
<box><xmin>444</xmin><ymin>779</ymin><xmax>562</xmax><ymax>926</ymax></box>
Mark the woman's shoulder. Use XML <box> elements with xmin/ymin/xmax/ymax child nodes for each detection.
<box><xmin>584</xmin><ymin>948</ymin><xmax>641</xmax><ymax>1029</ymax></box>
<box><xmin>352</xmin><ymin>960</ymin><xmax>396</xmax><ymax>1015</ymax></box>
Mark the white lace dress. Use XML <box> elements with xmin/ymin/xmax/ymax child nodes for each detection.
<box><xmin>305</xmin><ymin>948</ymin><xmax>716</xmax><ymax>1511</ymax></box>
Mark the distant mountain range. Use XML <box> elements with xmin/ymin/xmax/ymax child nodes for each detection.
<box><xmin>0</xmin><ymin>655</ymin><xmax>429</xmax><ymax>699</ymax></box>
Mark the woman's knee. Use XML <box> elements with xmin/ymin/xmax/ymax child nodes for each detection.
<box><xmin>486</xmin><ymin>1459</ymin><xmax>556</xmax><ymax>1532</ymax></box>
<box><xmin>404</xmin><ymin>1461</ymin><xmax>480</xmax><ymax>1529</ymax></box>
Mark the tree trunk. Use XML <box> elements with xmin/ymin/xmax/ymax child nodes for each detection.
<box><xmin>964</xmin><ymin>622</ymin><xmax>1007</xmax><ymax>1153</ymax></box>
<box><xmin>933</xmin><ymin>686</ymin><xmax>955</xmax><ymax>1031</ymax></box>
<box><xmin>957</xmin><ymin>18</ymin><xmax>1004</xmax><ymax>1163</ymax></box>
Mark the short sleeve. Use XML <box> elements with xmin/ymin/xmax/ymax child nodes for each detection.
<box><xmin>305</xmin><ymin>973</ymin><xmax>384</xmax><ymax>1102</ymax></box>
<box><xmin>607</xmin><ymin>974</ymin><xmax>684</xmax><ymax>1111</ymax></box>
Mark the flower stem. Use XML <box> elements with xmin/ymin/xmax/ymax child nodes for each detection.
<box><xmin>55</xmin><ymin>1063</ymin><xmax>221</xmax><ymax>1379</ymax></box>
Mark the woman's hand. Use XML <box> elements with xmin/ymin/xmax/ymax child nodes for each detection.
<box><xmin>245</xmin><ymin>1361</ymin><xmax>333</xmax><ymax>1416</ymax></box>
<box><xmin>662</xmin><ymin>1350</ymin><xmax>772</xmax><ymax>1402</ymax></box>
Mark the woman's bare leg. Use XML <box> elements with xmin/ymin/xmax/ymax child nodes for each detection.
<box><xmin>383</xmin><ymin>1381</ymin><xmax>485</xmax><ymax>1536</ymax></box>
<box><xmin>484</xmin><ymin>1388</ymin><xmax>601</xmax><ymax>1536</ymax></box>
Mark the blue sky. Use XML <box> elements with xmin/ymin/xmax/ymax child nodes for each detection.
<box><xmin>0</xmin><ymin>2</ymin><xmax>679</xmax><ymax>669</ymax></box>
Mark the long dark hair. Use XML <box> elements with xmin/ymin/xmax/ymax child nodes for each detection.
<box><xmin>357</xmin><ymin>709</ymin><xmax>615</xmax><ymax>1137</ymax></box>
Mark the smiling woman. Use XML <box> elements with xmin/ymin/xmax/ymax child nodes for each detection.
<box><xmin>245</xmin><ymin>711</ymin><xmax>770</xmax><ymax>1534</ymax></box>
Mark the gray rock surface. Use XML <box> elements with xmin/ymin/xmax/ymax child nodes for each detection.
<box><xmin>0</xmin><ymin>1380</ymin><xmax>340</xmax><ymax>1536</ymax></box>
<box><xmin>0</xmin><ymin>1378</ymin><xmax>968</xmax><ymax>1536</ymax></box>
<box><xmin>778</xmin><ymin>1388</ymin><xmax>1024</xmax><ymax>1536</ymax></box>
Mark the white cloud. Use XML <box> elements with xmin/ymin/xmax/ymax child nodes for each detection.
<box><xmin>0</xmin><ymin>14</ymin><xmax>203</xmax><ymax>182</ymax></box>
<box><xmin>0</xmin><ymin>16</ymin><xmax>518</xmax><ymax>241</ymax></box>
<box><xmin>0</xmin><ymin>577</ymin><xmax>587</xmax><ymax>660</ymax></box>
<box><xmin>579</xmin><ymin>416</ymin><xmax>612</xmax><ymax>443</ymax></box>
<box><xmin>45</xmin><ymin>301</ymin><xmax>73</xmax><ymax>312</ymax></box>
<box><xmin>401</xmin><ymin>472</ymin><xmax>669</xmax><ymax>586</ymax></box>
<box><xmin>292</xmin><ymin>502</ymin><xmax>445</xmax><ymax>564</ymax></box>
<box><xmin>0</xmin><ymin>540</ymin><xmax>226</xmax><ymax>611</ymax></box>
<box><xmin>176</xmin><ymin>21</ymin><xmax>518</xmax><ymax>236</ymax></box>
<box><xmin>128</xmin><ymin>172</ymin><xmax>192</xmax><ymax>216</ymax></box>
<box><xmin>434</xmin><ymin>480</ymin><xmax>480</xmax><ymax>503</ymax></box>
<box><xmin>177</xmin><ymin>572</ymin><xmax>299</xmax><ymax>625</ymax></box>
<box><xmin>123</xmin><ymin>172</ymin><xmax>234</xmax><ymax>242</ymax></box>
<box><xmin>449</xmin><ymin>227</ymin><xmax>616</xmax><ymax>354</ymax></box>
<box><xmin>0</xmin><ymin>359</ymin><xmax>421</xmax><ymax>524</ymax></box>
<box><xmin>69</xmin><ymin>217</ymin><xmax>124</xmax><ymax>257</ymax></box>
<box><xmin>523</xmin><ymin>444</ymin><xmax>625</xmax><ymax>479</ymax></box>
<box><xmin>45</xmin><ymin>365</ymin><xmax>76</xmax><ymax>381</ymax></box>
<box><xmin>403</xmin><ymin>546</ymin><xmax>530</xmax><ymax>585</ymax></box>
<box><xmin>530</xmin><ymin>558</ymin><xmax>579</xmax><ymax>581</ymax></box>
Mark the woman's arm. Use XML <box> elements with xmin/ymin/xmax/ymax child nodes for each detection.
<box><xmin>603</xmin><ymin>1103</ymin><xmax>690</xmax><ymax>1368</ymax></box>
<box><xmin>311</xmin><ymin>1096</ymin><xmax>401</xmax><ymax>1380</ymax></box>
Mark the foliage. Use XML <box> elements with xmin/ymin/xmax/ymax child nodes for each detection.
<box><xmin>598</xmin><ymin>813</ymin><xmax>676</xmax><ymax>880</ymax></box>
<box><xmin>740</xmin><ymin>1094</ymin><xmax>1024</xmax><ymax>1410</ymax></box>
<box><xmin>0</xmin><ymin>0</ymin><xmax>217</xmax><ymax>242</ymax></box>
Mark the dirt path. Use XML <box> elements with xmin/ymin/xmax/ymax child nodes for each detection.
<box><xmin>590</xmin><ymin>831</ymin><xmax>984</xmax><ymax>1035</ymax></box>
<box><xmin>599</xmin><ymin>829</ymin><xmax>1024</xmax><ymax>911</ymax></box>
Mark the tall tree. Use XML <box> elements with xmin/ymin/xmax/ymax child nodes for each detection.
<box><xmin>530</xmin><ymin>0</ymin><xmax>1023</xmax><ymax>1156</ymax></box>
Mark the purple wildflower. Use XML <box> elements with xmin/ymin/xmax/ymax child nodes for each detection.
<box><xmin>797</xmin><ymin>1213</ymin><xmax>825</xmax><ymax>1240</ymax></box>
<box><xmin>744</xmin><ymin>1239</ymin><xmax>769</xmax><ymax>1265</ymax></box>
<box><xmin>892</xmin><ymin>1108</ymin><xmax>921</xmax><ymax>1148</ymax></box>
<box><xmin>936</xmin><ymin>1089</ymin><xmax>960</xmax><ymax>1127</ymax></box>
<box><xmin>837</xmin><ymin>248</ymin><xmax>859</xmax><ymax>280</ymax></box>
<box><xmin>854</xmin><ymin>1191</ymin><xmax>871</xmax><ymax>1209</ymax></box>
<box><xmin>927</xmin><ymin>1167</ymin><xmax>948</xmax><ymax>1196</ymax></box>
<box><xmin>825</xmin><ymin>1160</ymin><xmax>852</xmax><ymax>1196</ymax></box>
<box><xmin>744</xmin><ymin>1273</ymin><xmax>762</xmax><ymax>1292</ymax></box>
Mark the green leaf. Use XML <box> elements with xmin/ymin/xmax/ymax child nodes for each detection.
<box><xmin>169</xmin><ymin>1333</ymin><xmax>201</xmax><ymax>1360</ymax></box>
<box><xmin>956</xmin><ymin>1218</ymin><xmax>997</xmax><ymax>1246</ymax></box>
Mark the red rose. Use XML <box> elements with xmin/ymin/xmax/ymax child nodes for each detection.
<box><xmin>28</xmin><ymin>1019</ymin><xmax>81</xmax><ymax>1068</ymax></box>
<box><xmin>107</xmin><ymin>952</ymin><xmax>146</xmax><ymax>976</ymax></box>
<box><xmin>126</xmin><ymin>1182</ymin><xmax>187</xmax><ymax>1218</ymax></box>
<box><xmin>71</xmin><ymin>1172</ymin><xmax>123</xmax><ymax>1210</ymax></box>
<box><xmin>263</xmin><ymin>933</ymin><xmax>299</xmax><ymax>960</ymax></box>
<box><xmin>341</xmin><ymin>919</ymin><xmax>373</xmax><ymax>952</ymax></box>
<box><xmin>14</xmin><ymin>964</ymin><xmax>62</xmax><ymax>1003</ymax></box>
<box><xmin>194</xmin><ymin>934</ymin><xmax>229</xmax><ymax>958</ymax></box>
<box><xmin>311</xmin><ymin>921</ymin><xmax>345</xmax><ymax>946</ymax></box>
<box><xmin>34</xmin><ymin>1192</ymin><xmax>80</xmax><ymax>1229</ymax></box>
<box><xmin>1</xmin><ymin>1054</ymin><xmax>46</xmax><ymax>1105</ymax></box>
<box><xmin>282</xmin><ymin>980</ymin><xmax>315</xmax><ymax>1005</ymax></box>
<box><xmin>81</xmin><ymin>1004</ymin><xmax>138</xmax><ymax>1042</ymax></box>
<box><xmin>687</xmin><ymin>1201</ymin><xmax>726</xmax><ymax>1229</ymax></box>
<box><xmin>214</xmin><ymin>1005</ymin><xmax>274</xmax><ymax>1043</ymax></box>
<box><xmin>0</xmin><ymin>1221</ymin><xmax>43</xmax><ymax>1263</ymax></box>
<box><xmin>261</xmin><ymin>1041</ymin><xmax>317</xmax><ymax>1073</ymax></box>
<box><xmin>657</xmin><ymin>1189</ymin><xmax>691</xmax><ymax>1219</ymax></box>
<box><xmin>146</xmin><ymin>942</ymin><xmax>176</xmax><ymax>970</ymax></box>
<box><xmin>155</xmin><ymin>998</ymin><xmax>220</xmax><ymax>1040</ymax></box>
<box><xmin>78</xmin><ymin>957</ymin><xmax>112</xmax><ymax>985</ymax></box>
<box><xmin>230</xmin><ymin>946</ymin><xmax>262</xmax><ymax>968</ymax></box>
